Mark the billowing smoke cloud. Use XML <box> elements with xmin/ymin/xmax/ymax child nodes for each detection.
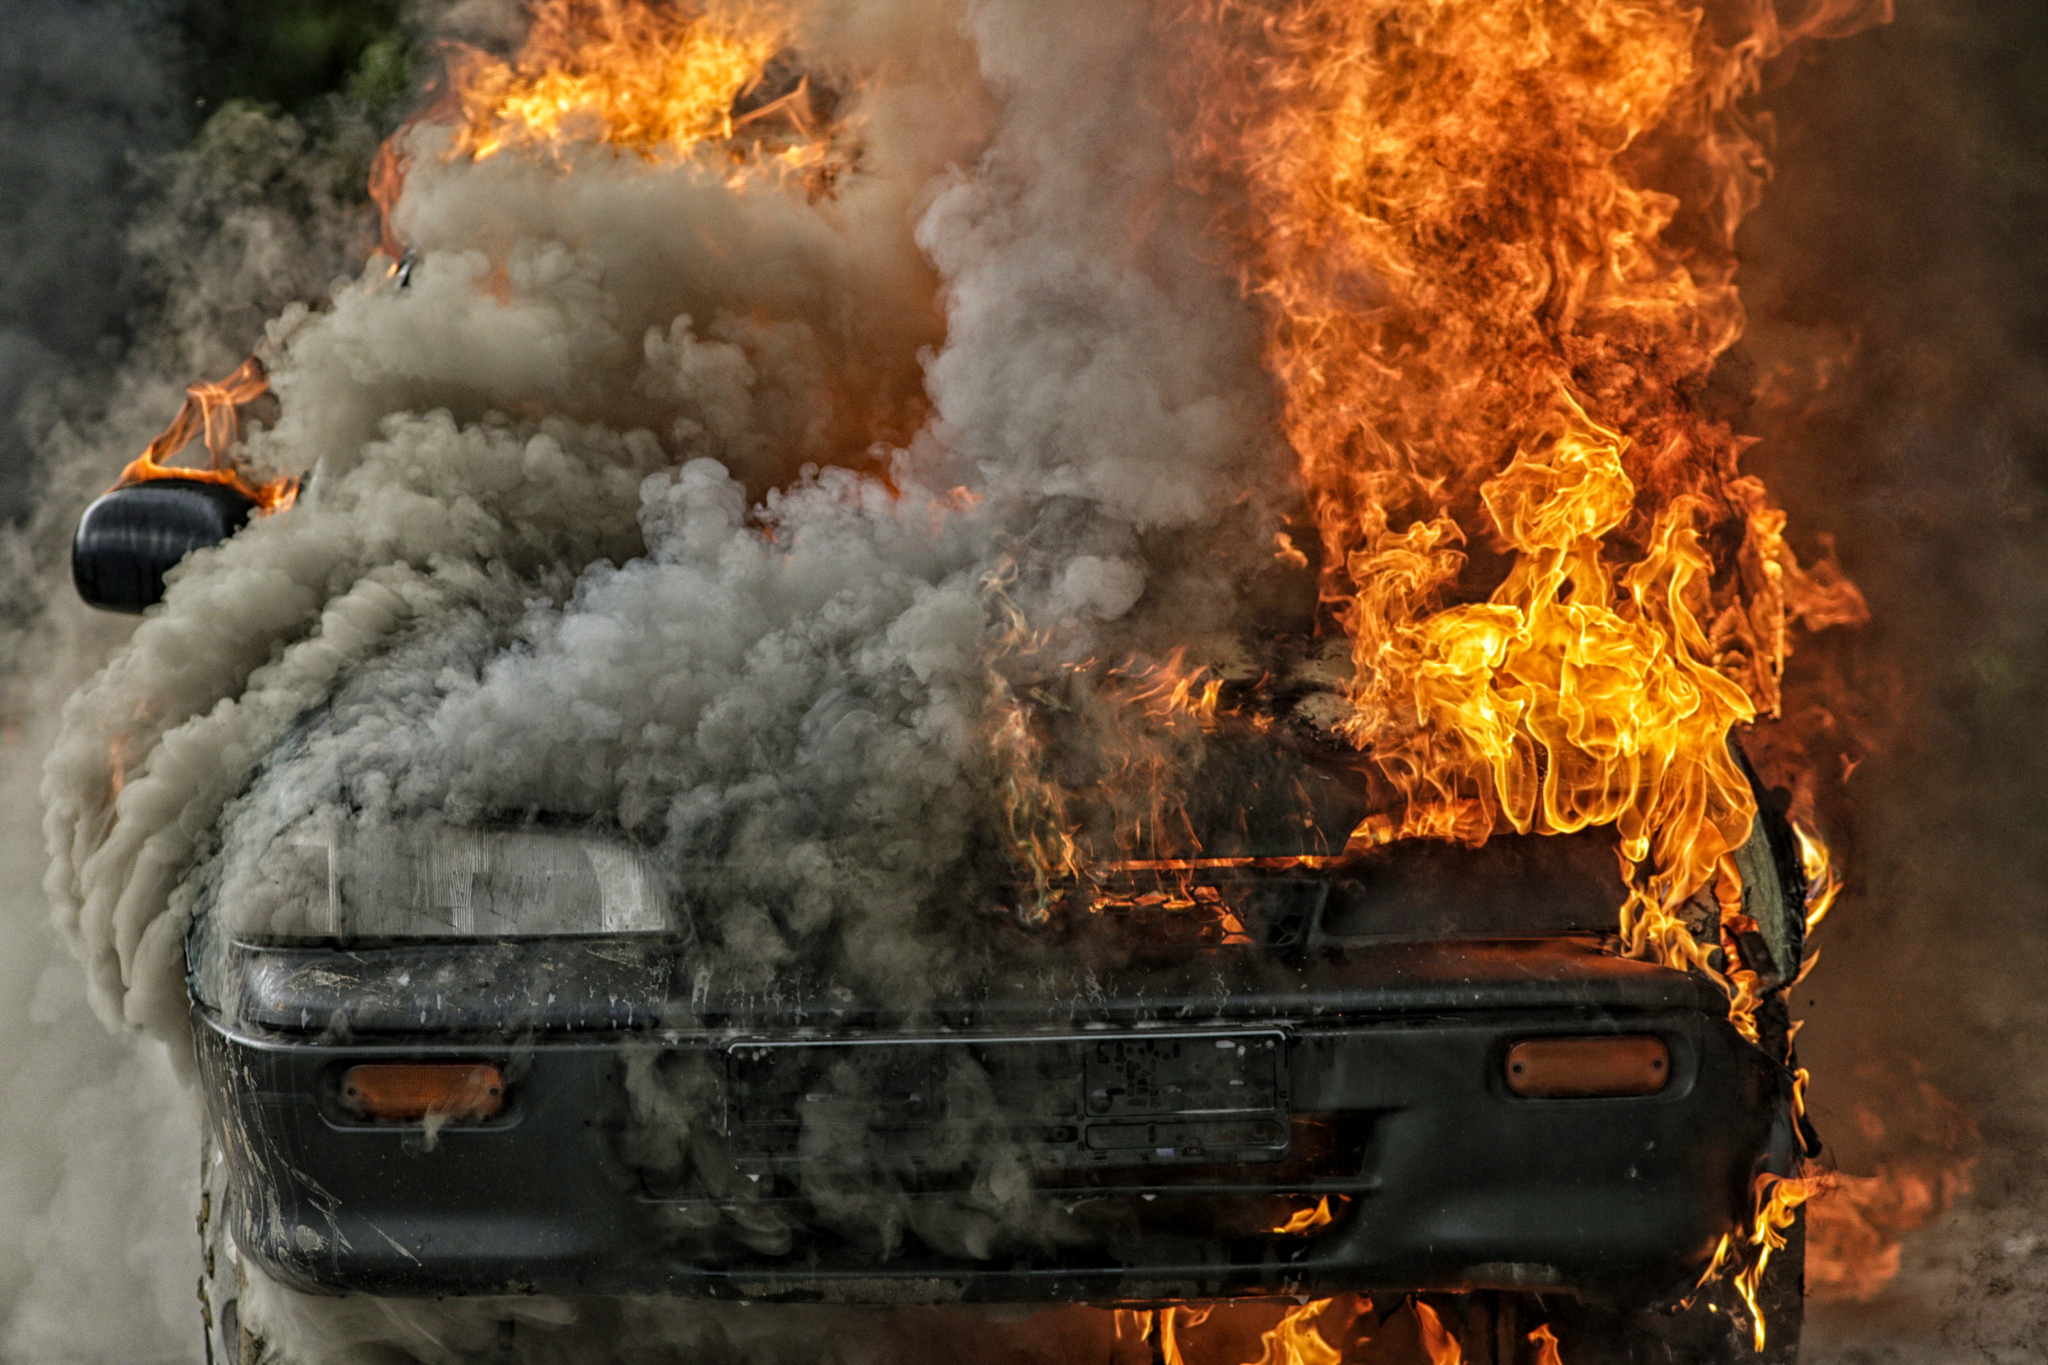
<box><xmin>21</xmin><ymin>0</ymin><xmax>1298</xmax><ymax>1351</ymax></box>
<box><xmin>43</xmin><ymin>0</ymin><xmax>1297</xmax><ymax>1052</ymax></box>
<box><xmin>0</xmin><ymin>4</ymin><xmax>215</xmax><ymax>1360</ymax></box>
<box><xmin>0</xmin><ymin>678</ymin><xmax>202</xmax><ymax>1363</ymax></box>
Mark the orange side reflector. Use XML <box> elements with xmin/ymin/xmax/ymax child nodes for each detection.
<box><xmin>1504</xmin><ymin>1036</ymin><xmax>1669</xmax><ymax>1098</ymax></box>
<box><xmin>340</xmin><ymin>1063</ymin><xmax>506</xmax><ymax>1122</ymax></box>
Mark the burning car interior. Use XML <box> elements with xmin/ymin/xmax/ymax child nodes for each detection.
<box><xmin>24</xmin><ymin>0</ymin><xmax>1955</xmax><ymax>1362</ymax></box>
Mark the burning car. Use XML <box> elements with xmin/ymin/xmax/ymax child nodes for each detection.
<box><xmin>80</xmin><ymin>482</ymin><xmax>1810</xmax><ymax>1364</ymax></box>
<box><xmin>46</xmin><ymin>0</ymin><xmax>1889</xmax><ymax>1361</ymax></box>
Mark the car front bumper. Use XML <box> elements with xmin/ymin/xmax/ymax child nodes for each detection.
<box><xmin>194</xmin><ymin>936</ymin><xmax>1793</xmax><ymax>1305</ymax></box>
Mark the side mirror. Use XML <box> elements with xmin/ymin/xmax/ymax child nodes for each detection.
<box><xmin>72</xmin><ymin>478</ymin><xmax>257</xmax><ymax>614</ymax></box>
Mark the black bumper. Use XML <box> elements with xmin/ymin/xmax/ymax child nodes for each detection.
<box><xmin>194</xmin><ymin>938</ymin><xmax>1791</xmax><ymax>1305</ymax></box>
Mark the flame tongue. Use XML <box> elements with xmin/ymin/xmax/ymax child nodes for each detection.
<box><xmin>1168</xmin><ymin>1</ymin><xmax>1890</xmax><ymax>1338</ymax></box>
<box><xmin>110</xmin><ymin>355</ymin><xmax>296</xmax><ymax>512</ymax></box>
<box><xmin>1349</xmin><ymin>393</ymin><xmax>1757</xmax><ymax>887</ymax></box>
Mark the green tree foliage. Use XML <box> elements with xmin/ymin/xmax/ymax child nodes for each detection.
<box><xmin>178</xmin><ymin>0</ymin><xmax>414</xmax><ymax>132</ymax></box>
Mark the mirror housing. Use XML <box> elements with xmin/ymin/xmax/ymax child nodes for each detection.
<box><xmin>72</xmin><ymin>478</ymin><xmax>256</xmax><ymax>614</ymax></box>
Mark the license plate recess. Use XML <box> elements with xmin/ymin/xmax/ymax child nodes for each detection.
<box><xmin>725</xmin><ymin>1032</ymin><xmax>1288</xmax><ymax>1177</ymax></box>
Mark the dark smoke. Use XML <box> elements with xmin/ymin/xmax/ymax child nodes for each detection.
<box><xmin>0</xmin><ymin>0</ymin><xmax>177</xmax><ymax>527</ymax></box>
<box><xmin>1741</xmin><ymin>0</ymin><xmax>2048</xmax><ymax>1359</ymax></box>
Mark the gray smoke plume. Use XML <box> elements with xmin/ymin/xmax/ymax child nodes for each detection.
<box><xmin>24</xmin><ymin>0</ymin><xmax>1296</xmax><ymax>1353</ymax></box>
<box><xmin>43</xmin><ymin>0</ymin><xmax>1292</xmax><ymax>1050</ymax></box>
<box><xmin>0</xmin><ymin>678</ymin><xmax>202</xmax><ymax>1363</ymax></box>
<box><xmin>0</xmin><ymin>4</ymin><xmax>203</xmax><ymax>1360</ymax></box>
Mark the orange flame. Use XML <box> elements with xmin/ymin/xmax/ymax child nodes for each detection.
<box><xmin>1116</xmin><ymin>1306</ymin><xmax>1215</xmax><ymax>1365</ymax></box>
<box><xmin>1118</xmin><ymin>647</ymin><xmax>1227</xmax><ymax>725</ymax></box>
<box><xmin>1687</xmin><ymin>1162</ymin><xmax>1851</xmax><ymax>1358</ymax></box>
<box><xmin>1170</xmin><ymin>2</ymin><xmax>1893</xmax><ymax>1346</ymax></box>
<box><xmin>1526</xmin><ymin>1324</ymin><xmax>1565</xmax><ymax>1365</ymax></box>
<box><xmin>980</xmin><ymin>564</ymin><xmax>1250</xmax><ymax>917</ymax></box>
<box><xmin>1241</xmin><ymin>1300</ymin><xmax>1343</xmax><ymax>1365</ymax></box>
<box><xmin>1797</xmin><ymin>824</ymin><xmax>1843</xmax><ymax>935</ymax></box>
<box><xmin>983</xmin><ymin>567</ymin><xmax>1087</xmax><ymax>919</ymax></box>
<box><xmin>1178</xmin><ymin>0</ymin><xmax>1879</xmax><ymax>1000</ymax></box>
<box><xmin>366</xmin><ymin>2</ymin><xmax>842</xmax><ymax>267</ymax></box>
<box><xmin>110</xmin><ymin>356</ymin><xmax>297</xmax><ymax>513</ymax></box>
<box><xmin>368</xmin><ymin>137</ymin><xmax>409</xmax><ymax>262</ymax></box>
<box><xmin>442</xmin><ymin>0</ymin><xmax>821</xmax><ymax>171</ymax></box>
<box><xmin>1735</xmin><ymin>1170</ymin><xmax>1822</xmax><ymax>1352</ymax></box>
<box><xmin>1267</xmin><ymin>1195</ymin><xmax>1338</xmax><ymax>1235</ymax></box>
<box><xmin>1410</xmin><ymin>1300</ymin><xmax>1462</xmax><ymax>1365</ymax></box>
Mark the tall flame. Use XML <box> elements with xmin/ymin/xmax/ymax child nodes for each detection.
<box><xmin>1180</xmin><ymin>0</ymin><xmax>1876</xmax><ymax>978</ymax></box>
<box><xmin>1797</xmin><ymin>823</ymin><xmax>1843</xmax><ymax>935</ymax></box>
<box><xmin>1116</xmin><ymin>1305</ymin><xmax>1217</xmax><ymax>1365</ymax></box>
<box><xmin>1170</xmin><ymin>0</ymin><xmax>1890</xmax><ymax>1339</ymax></box>
<box><xmin>1735</xmin><ymin>1169</ymin><xmax>1819</xmax><ymax>1352</ymax></box>
<box><xmin>1410</xmin><ymin>1300</ymin><xmax>1462</xmax><ymax>1365</ymax></box>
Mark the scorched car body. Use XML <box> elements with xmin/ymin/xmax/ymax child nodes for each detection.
<box><xmin>77</xmin><ymin>489</ymin><xmax>1814</xmax><ymax>1364</ymax></box>
<box><xmin>185</xmin><ymin>783</ymin><xmax>1812</xmax><ymax>1365</ymax></box>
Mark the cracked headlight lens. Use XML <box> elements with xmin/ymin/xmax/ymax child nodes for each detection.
<box><xmin>259</xmin><ymin>823</ymin><xmax>673</xmax><ymax>939</ymax></box>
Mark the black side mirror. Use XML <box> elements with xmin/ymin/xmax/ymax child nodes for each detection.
<box><xmin>72</xmin><ymin>478</ymin><xmax>257</xmax><ymax>614</ymax></box>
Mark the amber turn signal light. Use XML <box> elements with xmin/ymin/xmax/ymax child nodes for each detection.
<box><xmin>340</xmin><ymin>1063</ymin><xmax>506</xmax><ymax>1122</ymax></box>
<box><xmin>1504</xmin><ymin>1036</ymin><xmax>1669</xmax><ymax>1098</ymax></box>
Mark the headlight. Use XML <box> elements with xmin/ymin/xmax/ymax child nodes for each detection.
<box><xmin>254</xmin><ymin>822</ymin><xmax>673</xmax><ymax>939</ymax></box>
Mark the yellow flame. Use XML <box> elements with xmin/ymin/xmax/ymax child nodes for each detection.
<box><xmin>1797</xmin><ymin>824</ymin><xmax>1842</xmax><ymax>934</ymax></box>
<box><xmin>1174</xmin><ymin>0</ymin><xmax>1874</xmax><ymax>1018</ymax></box>
<box><xmin>1268</xmin><ymin>1195</ymin><xmax>1336</xmax><ymax>1235</ymax></box>
<box><xmin>447</xmin><ymin>0</ymin><xmax>788</xmax><ymax>164</ymax></box>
